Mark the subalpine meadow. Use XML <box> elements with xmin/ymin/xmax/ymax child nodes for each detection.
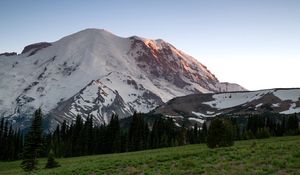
<box><xmin>0</xmin><ymin>136</ymin><xmax>299</xmax><ymax>175</ymax></box>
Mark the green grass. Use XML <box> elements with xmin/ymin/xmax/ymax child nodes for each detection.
<box><xmin>1</xmin><ymin>136</ymin><xmax>300</xmax><ymax>175</ymax></box>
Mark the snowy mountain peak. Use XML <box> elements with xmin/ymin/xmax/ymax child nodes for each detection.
<box><xmin>62</xmin><ymin>28</ymin><xmax>121</xmax><ymax>40</ymax></box>
<box><xmin>0</xmin><ymin>28</ymin><xmax>245</xmax><ymax>129</ymax></box>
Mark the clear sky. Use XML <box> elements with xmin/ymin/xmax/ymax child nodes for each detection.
<box><xmin>1</xmin><ymin>0</ymin><xmax>299</xmax><ymax>90</ymax></box>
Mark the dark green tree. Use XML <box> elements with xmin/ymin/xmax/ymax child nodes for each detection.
<box><xmin>286</xmin><ymin>114</ymin><xmax>299</xmax><ymax>135</ymax></box>
<box><xmin>0</xmin><ymin>119</ymin><xmax>24</xmax><ymax>161</ymax></box>
<box><xmin>0</xmin><ymin>118</ymin><xmax>4</xmax><ymax>148</ymax></box>
<box><xmin>45</xmin><ymin>149</ymin><xmax>60</xmax><ymax>169</ymax></box>
<box><xmin>178</xmin><ymin>124</ymin><xmax>187</xmax><ymax>146</ymax></box>
<box><xmin>200</xmin><ymin>122</ymin><xmax>208</xmax><ymax>143</ymax></box>
<box><xmin>256</xmin><ymin>127</ymin><xmax>271</xmax><ymax>139</ymax></box>
<box><xmin>207</xmin><ymin>118</ymin><xmax>234</xmax><ymax>148</ymax></box>
<box><xmin>106</xmin><ymin>114</ymin><xmax>121</xmax><ymax>153</ymax></box>
<box><xmin>71</xmin><ymin>115</ymin><xmax>83</xmax><ymax>156</ymax></box>
<box><xmin>21</xmin><ymin>108</ymin><xmax>43</xmax><ymax>171</ymax></box>
<box><xmin>128</xmin><ymin>112</ymin><xmax>148</xmax><ymax>151</ymax></box>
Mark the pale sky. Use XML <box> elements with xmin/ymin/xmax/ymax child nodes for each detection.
<box><xmin>0</xmin><ymin>0</ymin><xmax>299</xmax><ymax>90</ymax></box>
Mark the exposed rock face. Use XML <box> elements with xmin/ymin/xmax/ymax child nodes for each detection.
<box><xmin>21</xmin><ymin>42</ymin><xmax>52</xmax><ymax>56</ymax></box>
<box><xmin>0</xmin><ymin>52</ymin><xmax>17</xmax><ymax>57</ymax></box>
<box><xmin>128</xmin><ymin>37</ymin><xmax>220</xmax><ymax>92</ymax></box>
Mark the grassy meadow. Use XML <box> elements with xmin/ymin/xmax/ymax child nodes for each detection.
<box><xmin>0</xmin><ymin>136</ymin><xmax>300</xmax><ymax>175</ymax></box>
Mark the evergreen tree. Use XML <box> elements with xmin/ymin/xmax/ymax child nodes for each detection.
<box><xmin>256</xmin><ymin>127</ymin><xmax>271</xmax><ymax>139</ymax></box>
<box><xmin>150</xmin><ymin>119</ymin><xmax>160</xmax><ymax>148</ymax></box>
<box><xmin>52</xmin><ymin>125</ymin><xmax>61</xmax><ymax>157</ymax></box>
<box><xmin>221</xmin><ymin>120</ymin><xmax>235</xmax><ymax>146</ymax></box>
<box><xmin>0</xmin><ymin>118</ymin><xmax>4</xmax><ymax>153</ymax></box>
<box><xmin>143</xmin><ymin>122</ymin><xmax>150</xmax><ymax>149</ymax></box>
<box><xmin>150</xmin><ymin>117</ymin><xmax>177</xmax><ymax>148</ymax></box>
<box><xmin>2</xmin><ymin>120</ymin><xmax>8</xmax><ymax>160</ymax></box>
<box><xmin>200</xmin><ymin>122</ymin><xmax>208</xmax><ymax>143</ymax></box>
<box><xmin>128</xmin><ymin>112</ymin><xmax>148</xmax><ymax>151</ymax></box>
<box><xmin>178</xmin><ymin>124</ymin><xmax>187</xmax><ymax>146</ymax></box>
<box><xmin>274</xmin><ymin>121</ymin><xmax>282</xmax><ymax>136</ymax></box>
<box><xmin>45</xmin><ymin>149</ymin><xmax>60</xmax><ymax>169</ymax></box>
<box><xmin>21</xmin><ymin>108</ymin><xmax>43</xmax><ymax>171</ymax></box>
<box><xmin>248</xmin><ymin>130</ymin><xmax>256</xmax><ymax>140</ymax></box>
<box><xmin>207</xmin><ymin>118</ymin><xmax>234</xmax><ymax>148</ymax></box>
<box><xmin>281</xmin><ymin>117</ymin><xmax>286</xmax><ymax>135</ymax></box>
<box><xmin>193</xmin><ymin>123</ymin><xmax>200</xmax><ymax>143</ymax></box>
<box><xmin>286</xmin><ymin>114</ymin><xmax>299</xmax><ymax>135</ymax></box>
<box><xmin>95</xmin><ymin>125</ymin><xmax>106</xmax><ymax>154</ymax></box>
<box><xmin>229</xmin><ymin>117</ymin><xmax>242</xmax><ymax>140</ymax></box>
<box><xmin>187</xmin><ymin>123</ymin><xmax>199</xmax><ymax>144</ymax></box>
<box><xmin>0</xmin><ymin>119</ymin><xmax>24</xmax><ymax>161</ymax></box>
<box><xmin>106</xmin><ymin>114</ymin><xmax>121</xmax><ymax>153</ymax></box>
<box><xmin>7</xmin><ymin>125</ymin><xmax>15</xmax><ymax>160</ymax></box>
<box><xmin>14</xmin><ymin>129</ymin><xmax>23</xmax><ymax>160</ymax></box>
<box><xmin>120</xmin><ymin>131</ymin><xmax>128</xmax><ymax>152</ymax></box>
<box><xmin>86</xmin><ymin>116</ymin><xmax>95</xmax><ymax>155</ymax></box>
<box><xmin>71</xmin><ymin>115</ymin><xmax>83</xmax><ymax>156</ymax></box>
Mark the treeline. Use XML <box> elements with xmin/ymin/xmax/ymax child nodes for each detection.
<box><xmin>46</xmin><ymin>112</ymin><xmax>300</xmax><ymax>157</ymax></box>
<box><xmin>0</xmin><ymin>118</ymin><xmax>23</xmax><ymax>161</ymax></box>
<box><xmin>232</xmin><ymin>113</ymin><xmax>299</xmax><ymax>140</ymax></box>
<box><xmin>185</xmin><ymin>113</ymin><xmax>300</xmax><ymax>145</ymax></box>
<box><xmin>0</xmin><ymin>111</ymin><xmax>299</xmax><ymax>161</ymax></box>
<box><xmin>46</xmin><ymin>113</ymin><xmax>187</xmax><ymax>157</ymax></box>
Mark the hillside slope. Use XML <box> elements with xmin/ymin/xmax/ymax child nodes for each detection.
<box><xmin>154</xmin><ymin>88</ymin><xmax>300</xmax><ymax>125</ymax></box>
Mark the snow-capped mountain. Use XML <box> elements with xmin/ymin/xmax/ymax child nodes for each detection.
<box><xmin>154</xmin><ymin>88</ymin><xmax>300</xmax><ymax>125</ymax></box>
<box><xmin>0</xmin><ymin>29</ymin><xmax>245</xmax><ymax>128</ymax></box>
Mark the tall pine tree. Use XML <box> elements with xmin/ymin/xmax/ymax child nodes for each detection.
<box><xmin>128</xmin><ymin>112</ymin><xmax>149</xmax><ymax>151</ymax></box>
<box><xmin>21</xmin><ymin>108</ymin><xmax>43</xmax><ymax>171</ymax></box>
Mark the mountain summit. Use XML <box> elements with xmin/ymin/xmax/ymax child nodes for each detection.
<box><xmin>0</xmin><ymin>29</ymin><xmax>245</xmax><ymax>128</ymax></box>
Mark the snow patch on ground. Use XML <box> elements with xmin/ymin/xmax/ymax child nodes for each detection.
<box><xmin>256</xmin><ymin>103</ymin><xmax>263</xmax><ymax>108</ymax></box>
<box><xmin>174</xmin><ymin>122</ymin><xmax>181</xmax><ymax>127</ymax></box>
<box><xmin>280</xmin><ymin>103</ymin><xmax>300</xmax><ymax>114</ymax></box>
<box><xmin>206</xmin><ymin>111</ymin><xmax>215</xmax><ymax>114</ymax></box>
<box><xmin>274</xmin><ymin>89</ymin><xmax>300</xmax><ymax>102</ymax></box>
<box><xmin>165</xmin><ymin>115</ymin><xmax>184</xmax><ymax>119</ymax></box>
<box><xmin>203</xmin><ymin>90</ymin><xmax>272</xmax><ymax>109</ymax></box>
<box><xmin>188</xmin><ymin>117</ymin><xmax>205</xmax><ymax>124</ymax></box>
<box><xmin>272</xmin><ymin>103</ymin><xmax>280</xmax><ymax>107</ymax></box>
<box><xmin>192</xmin><ymin>111</ymin><xmax>217</xmax><ymax>118</ymax></box>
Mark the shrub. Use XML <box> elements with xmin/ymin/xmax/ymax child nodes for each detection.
<box><xmin>256</xmin><ymin>127</ymin><xmax>271</xmax><ymax>139</ymax></box>
<box><xmin>45</xmin><ymin>149</ymin><xmax>60</xmax><ymax>169</ymax></box>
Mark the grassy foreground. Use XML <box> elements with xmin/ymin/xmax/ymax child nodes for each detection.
<box><xmin>0</xmin><ymin>136</ymin><xmax>300</xmax><ymax>175</ymax></box>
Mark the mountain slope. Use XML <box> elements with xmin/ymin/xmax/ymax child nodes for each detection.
<box><xmin>154</xmin><ymin>88</ymin><xmax>300</xmax><ymax>125</ymax></box>
<box><xmin>0</xmin><ymin>29</ymin><xmax>245</xmax><ymax>128</ymax></box>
